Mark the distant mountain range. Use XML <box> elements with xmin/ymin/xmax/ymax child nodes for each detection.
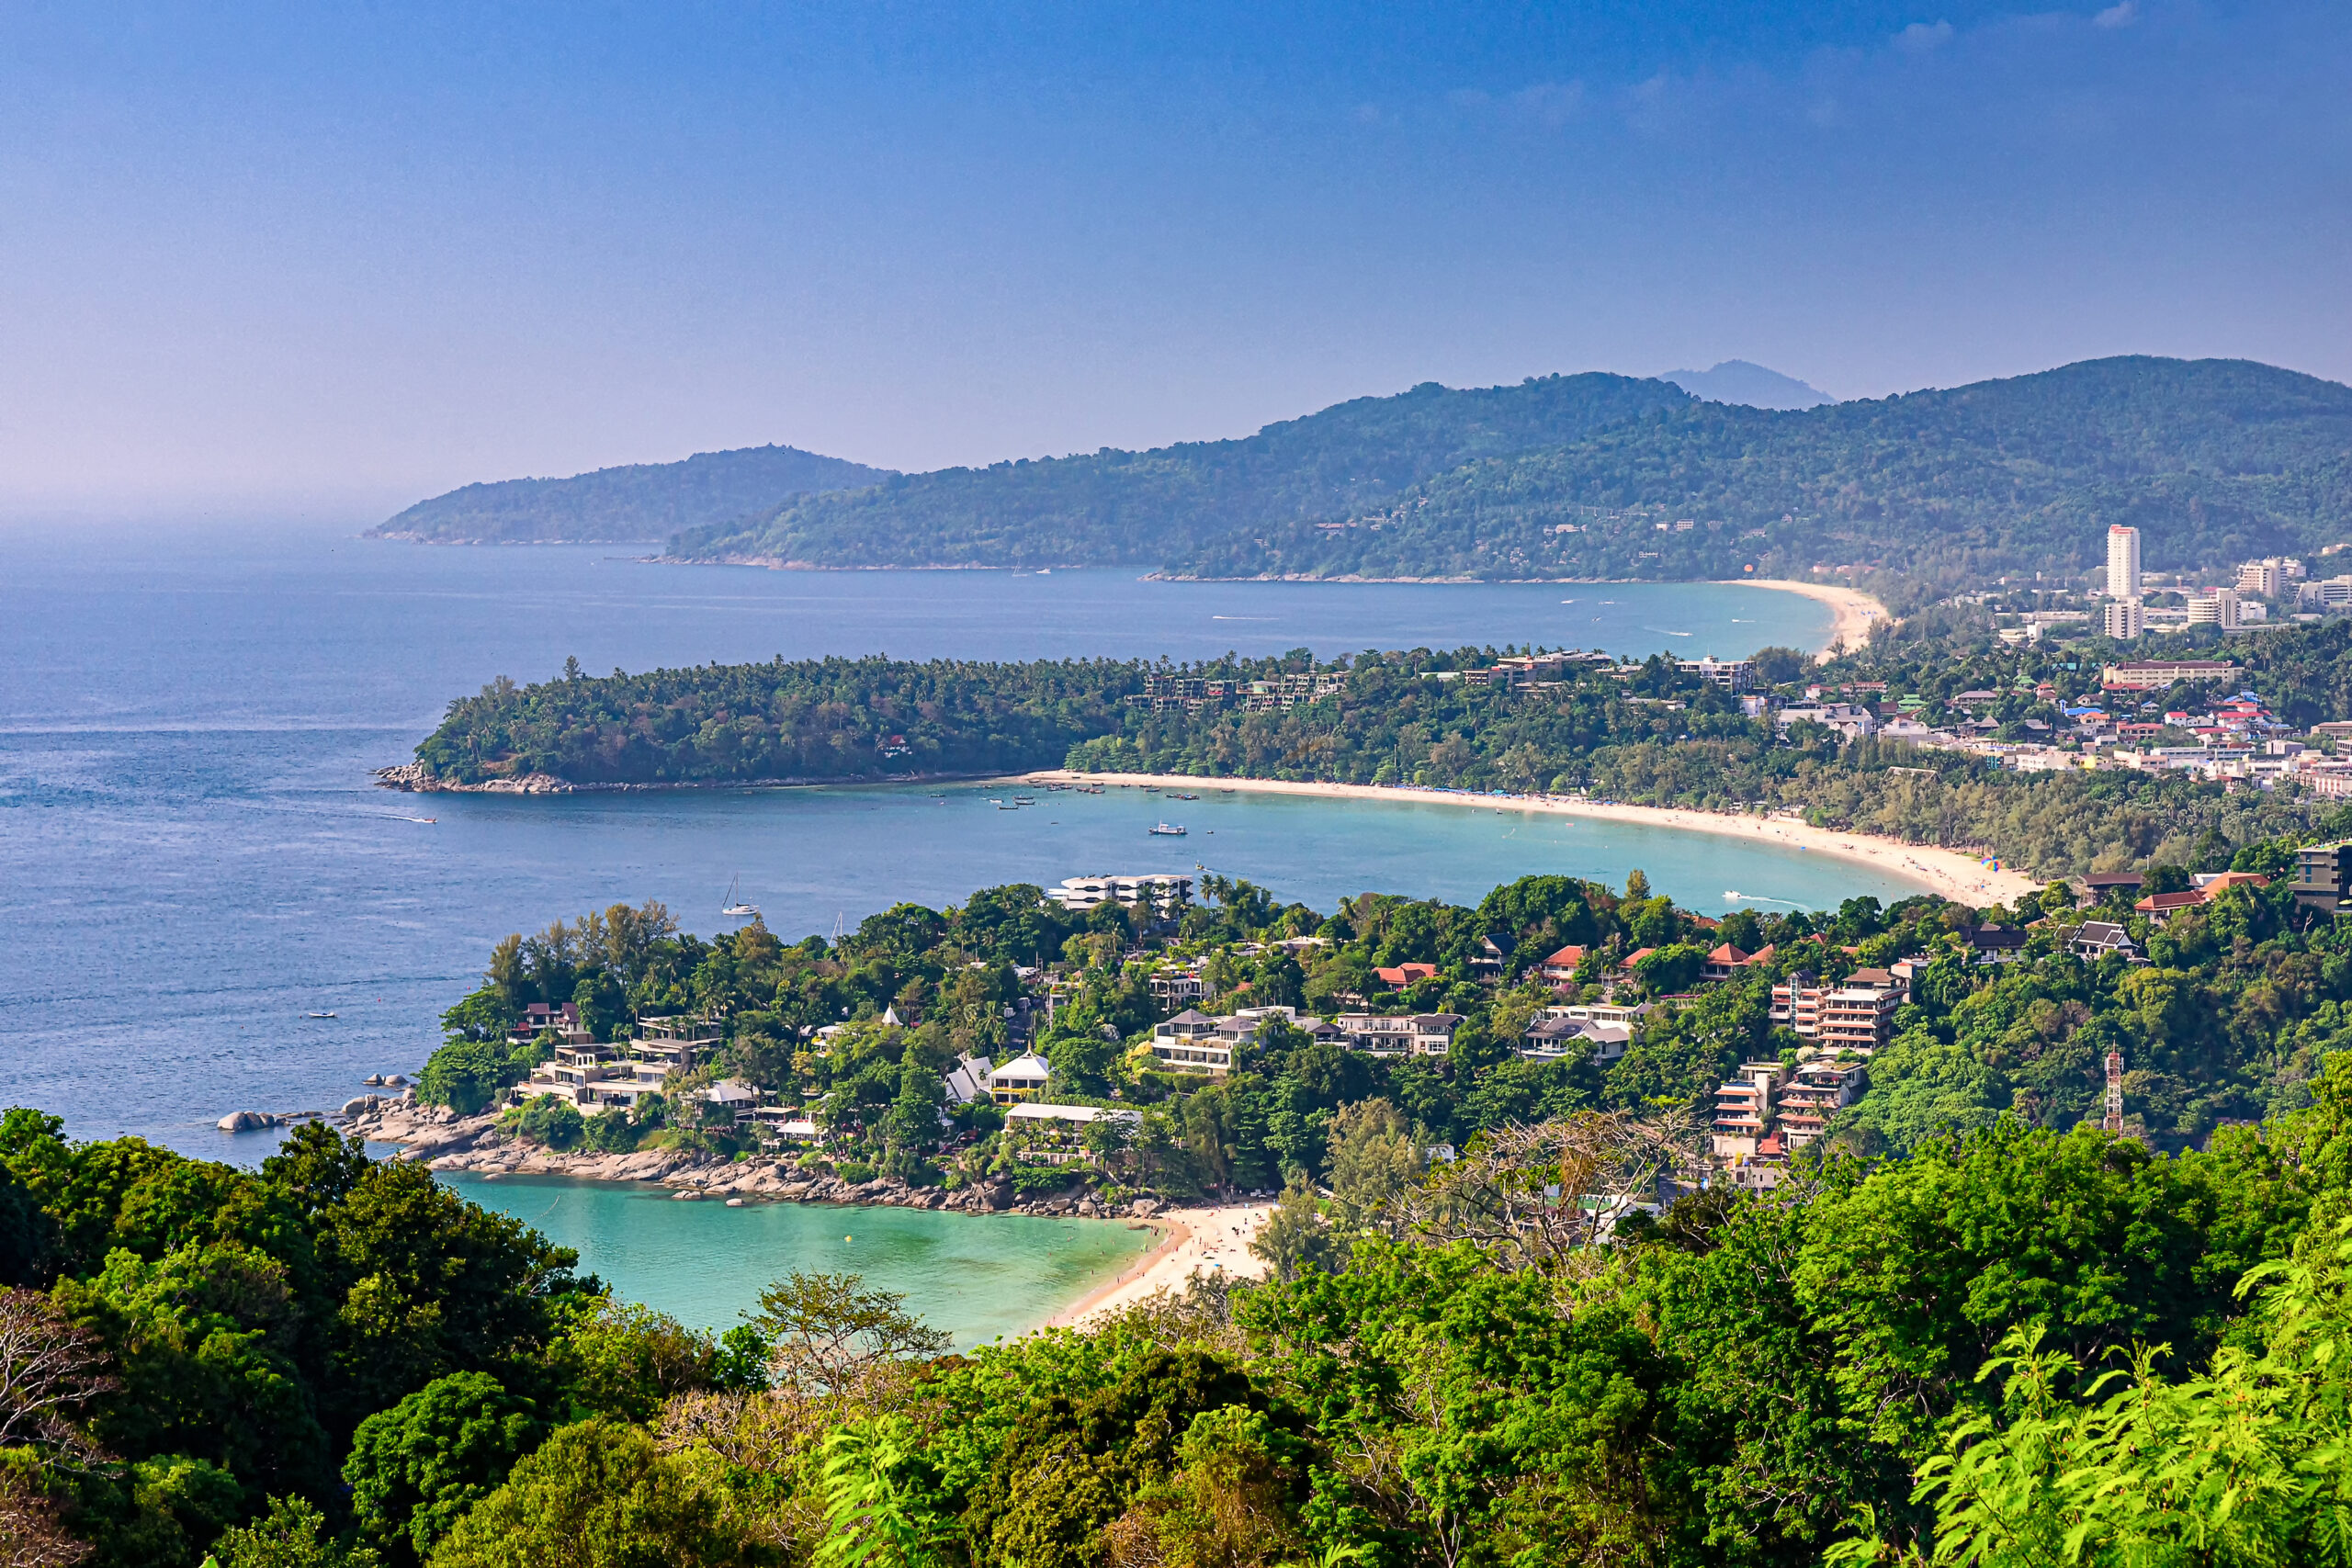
<box><xmin>368</xmin><ymin>444</ymin><xmax>892</xmax><ymax>544</ymax></box>
<box><xmin>375</xmin><ymin>356</ymin><xmax>2352</xmax><ymax>592</ymax></box>
<box><xmin>673</xmin><ymin>357</ymin><xmax>2352</xmax><ymax>591</ymax></box>
<box><xmin>1662</xmin><ymin>360</ymin><xmax>1835</xmax><ymax>410</ymax></box>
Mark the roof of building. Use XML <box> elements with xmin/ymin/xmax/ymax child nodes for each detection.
<box><xmin>989</xmin><ymin>1053</ymin><xmax>1052</xmax><ymax>1080</ymax></box>
<box><xmin>1705</xmin><ymin>943</ymin><xmax>1750</xmax><ymax>965</ymax></box>
<box><xmin>1541</xmin><ymin>944</ymin><xmax>1587</xmax><ymax>967</ymax></box>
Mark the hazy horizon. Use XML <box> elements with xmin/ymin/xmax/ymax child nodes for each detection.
<box><xmin>4</xmin><ymin>2</ymin><xmax>2346</xmax><ymax>513</ymax></box>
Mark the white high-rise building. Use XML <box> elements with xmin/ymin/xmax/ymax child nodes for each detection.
<box><xmin>2103</xmin><ymin>598</ymin><xmax>2144</xmax><ymax>640</ymax></box>
<box><xmin>2188</xmin><ymin>588</ymin><xmax>2242</xmax><ymax>630</ymax></box>
<box><xmin>2107</xmin><ymin>525</ymin><xmax>2142</xmax><ymax>600</ymax></box>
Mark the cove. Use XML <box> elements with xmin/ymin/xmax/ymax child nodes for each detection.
<box><xmin>442</xmin><ymin>1171</ymin><xmax>1155</xmax><ymax>1344</ymax></box>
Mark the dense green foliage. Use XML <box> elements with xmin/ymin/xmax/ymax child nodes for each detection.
<box><xmin>413</xmin><ymin>617</ymin><xmax>2352</xmax><ymax>876</ymax></box>
<box><xmin>22</xmin><ymin>818</ymin><xmax>2352</xmax><ymax>1562</ymax></box>
<box><xmin>672</xmin><ymin>373</ymin><xmax>1690</xmax><ymax>567</ymax></box>
<box><xmin>675</xmin><ymin>357</ymin><xmax>2352</xmax><ymax>590</ymax></box>
<box><xmin>413</xmin><ymin>657</ymin><xmax>1138</xmax><ymax>785</ymax></box>
<box><xmin>369</xmin><ymin>445</ymin><xmax>890</xmax><ymax>545</ymax></box>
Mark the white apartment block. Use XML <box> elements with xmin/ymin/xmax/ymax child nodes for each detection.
<box><xmin>2107</xmin><ymin>525</ymin><xmax>2142</xmax><ymax>600</ymax></box>
<box><xmin>2188</xmin><ymin>588</ymin><xmax>2242</xmax><ymax>630</ymax></box>
<box><xmin>2103</xmin><ymin>598</ymin><xmax>2144</xmax><ymax>640</ymax></box>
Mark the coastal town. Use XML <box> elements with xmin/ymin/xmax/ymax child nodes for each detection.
<box><xmin>329</xmin><ymin>825</ymin><xmax>2352</xmax><ymax>1292</ymax></box>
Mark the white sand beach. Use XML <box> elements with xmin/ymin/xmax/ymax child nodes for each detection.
<box><xmin>1025</xmin><ymin>771</ymin><xmax>2044</xmax><ymax>907</ymax></box>
<box><xmin>1051</xmin><ymin>1201</ymin><xmax>1272</xmax><ymax>1326</ymax></box>
<box><xmin>1737</xmin><ymin>578</ymin><xmax>1888</xmax><ymax>659</ymax></box>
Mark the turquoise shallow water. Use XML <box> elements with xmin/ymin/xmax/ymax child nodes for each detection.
<box><xmin>443</xmin><ymin>1173</ymin><xmax>1154</xmax><ymax>1343</ymax></box>
<box><xmin>0</xmin><ymin>516</ymin><xmax>1879</xmax><ymax>1156</ymax></box>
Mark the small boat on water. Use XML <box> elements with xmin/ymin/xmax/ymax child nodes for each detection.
<box><xmin>1012</xmin><ymin>795</ymin><xmax>1035</xmax><ymax>805</ymax></box>
<box><xmin>1169</xmin><ymin>792</ymin><xmax>1198</xmax><ymax>800</ymax></box>
<box><xmin>721</xmin><ymin>876</ymin><xmax>761</xmax><ymax>919</ymax></box>
<box><xmin>307</xmin><ymin>1011</ymin><xmax>336</xmax><ymax>1019</ymax></box>
<box><xmin>1149</xmin><ymin>822</ymin><xmax>1187</xmax><ymax>836</ymax></box>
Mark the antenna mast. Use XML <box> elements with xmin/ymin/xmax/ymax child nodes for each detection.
<box><xmin>2102</xmin><ymin>1050</ymin><xmax>2124</xmax><ymax>1134</ymax></box>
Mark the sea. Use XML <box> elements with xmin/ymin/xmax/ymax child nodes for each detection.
<box><xmin>0</xmin><ymin>515</ymin><xmax>1903</xmax><ymax>1329</ymax></box>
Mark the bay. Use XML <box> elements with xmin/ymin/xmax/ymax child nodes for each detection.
<box><xmin>441</xmin><ymin>1172</ymin><xmax>1153</xmax><ymax>1344</ymax></box>
<box><xmin>0</xmin><ymin>516</ymin><xmax>1889</xmax><ymax>1159</ymax></box>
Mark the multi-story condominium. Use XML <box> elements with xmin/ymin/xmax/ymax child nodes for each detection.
<box><xmin>2291</xmin><ymin>841</ymin><xmax>2352</xmax><ymax>916</ymax></box>
<box><xmin>1771</xmin><ymin>970</ymin><xmax>1901</xmax><ymax>1050</ymax></box>
<box><xmin>1777</xmin><ymin>1059</ymin><xmax>1870</xmax><ymax>1148</ymax></box>
<box><xmin>2187</xmin><ymin>588</ymin><xmax>2242</xmax><ymax>629</ymax></box>
<box><xmin>2103</xmin><ymin>598</ymin><xmax>2144</xmax><ymax>640</ymax></box>
<box><xmin>1711</xmin><ymin>1062</ymin><xmax>1785</xmax><ymax>1157</ymax></box>
<box><xmin>1816</xmin><ymin>986</ymin><xmax>1898</xmax><ymax>1053</ymax></box>
<box><xmin>2107</xmin><ymin>524</ymin><xmax>2141</xmax><ymax>599</ymax></box>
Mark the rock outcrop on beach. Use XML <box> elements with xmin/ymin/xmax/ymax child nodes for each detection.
<box><xmin>339</xmin><ymin>1102</ymin><xmax>1149</xmax><ymax>1218</ymax></box>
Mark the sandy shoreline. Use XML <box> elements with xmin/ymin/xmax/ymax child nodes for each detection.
<box><xmin>1735</xmin><ymin>578</ymin><xmax>1887</xmax><ymax>659</ymax></box>
<box><xmin>1051</xmin><ymin>1201</ymin><xmax>1272</xmax><ymax>1326</ymax></box>
<box><xmin>1024</xmin><ymin>770</ymin><xmax>2042</xmax><ymax>906</ymax></box>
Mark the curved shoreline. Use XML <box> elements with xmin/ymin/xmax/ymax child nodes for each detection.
<box><xmin>1733</xmin><ymin>578</ymin><xmax>1887</xmax><ymax>659</ymax></box>
<box><xmin>1022</xmin><ymin>769</ymin><xmax>2042</xmax><ymax>906</ymax></box>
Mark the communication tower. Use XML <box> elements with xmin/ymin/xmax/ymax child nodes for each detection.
<box><xmin>2102</xmin><ymin>1051</ymin><xmax>2124</xmax><ymax>1134</ymax></box>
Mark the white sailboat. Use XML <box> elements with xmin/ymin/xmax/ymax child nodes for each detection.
<box><xmin>721</xmin><ymin>876</ymin><xmax>761</xmax><ymax>919</ymax></box>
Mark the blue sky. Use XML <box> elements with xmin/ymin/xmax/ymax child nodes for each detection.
<box><xmin>1</xmin><ymin>1</ymin><xmax>2345</xmax><ymax>511</ymax></box>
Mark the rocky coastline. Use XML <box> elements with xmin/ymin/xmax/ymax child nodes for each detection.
<box><xmin>344</xmin><ymin>1101</ymin><xmax>1160</xmax><ymax>1221</ymax></box>
<box><xmin>370</xmin><ymin>762</ymin><xmax>991</xmax><ymax>797</ymax></box>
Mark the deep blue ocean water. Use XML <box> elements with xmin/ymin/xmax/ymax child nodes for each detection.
<box><xmin>0</xmin><ymin>517</ymin><xmax>1898</xmax><ymax>1158</ymax></box>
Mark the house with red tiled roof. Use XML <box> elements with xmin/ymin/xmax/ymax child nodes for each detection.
<box><xmin>1538</xmin><ymin>945</ymin><xmax>1587</xmax><ymax>983</ymax></box>
<box><xmin>1373</xmin><ymin>962</ymin><xmax>1440</xmax><ymax>989</ymax></box>
<box><xmin>1700</xmin><ymin>943</ymin><xmax>1751</xmax><ymax>983</ymax></box>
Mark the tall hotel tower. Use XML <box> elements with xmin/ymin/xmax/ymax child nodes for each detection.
<box><xmin>2107</xmin><ymin>525</ymin><xmax>2142</xmax><ymax>600</ymax></box>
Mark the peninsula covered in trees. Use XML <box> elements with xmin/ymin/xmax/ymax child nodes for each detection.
<box><xmin>398</xmin><ymin>616</ymin><xmax>2352</xmax><ymax>876</ymax></box>
<box><xmin>671</xmin><ymin>356</ymin><xmax>2352</xmax><ymax>593</ymax></box>
<box><xmin>368</xmin><ymin>444</ymin><xmax>891</xmax><ymax>545</ymax></box>
<box><xmin>14</xmin><ymin>814</ymin><xmax>2352</xmax><ymax>1565</ymax></box>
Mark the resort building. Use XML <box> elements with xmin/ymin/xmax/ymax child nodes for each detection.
<box><xmin>1001</xmin><ymin>1103</ymin><xmax>1142</xmax><ymax>1167</ymax></box>
<box><xmin>988</xmin><ymin>1053</ymin><xmax>1053</xmax><ymax>1104</ymax></box>
<box><xmin>1331</xmin><ymin>1012</ymin><xmax>1464</xmax><ymax>1058</ymax></box>
<box><xmin>1521</xmin><ymin>1014</ymin><xmax>1631</xmax><ymax>1066</ymax></box>
<box><xmin>1776</xmin><ymin>1058</ymin><xmax>1871</xmax><ymax>1148</ymax></box>
<box><xmin>2068</xmin><ymin>921</ymin><xmax>2138</xmax><ymax>962</ymax></box>
<box><xmin>1148</xmin><ymin>969</ymin><xmax>1210</xmax><ymax>1009</ymax></box>
<box><xmin>1150</xmin><ymin>1010</ymin><xmax>1235</xmax><ymax>1077</ymax></box>
<box><xmin>1047</xmin><ymin>874</ymin><xmax>1193</xmax><ymax>915</ymax></box>
<box><xmin>2099</xmin><ymin>660</ymin><xmax>2243</xmax><ymax>691</ymax></box>
<box><xmin>1771</xmin><ymin>971</ymin><xmax>1901</xmax><ymax>1051</ymax></box>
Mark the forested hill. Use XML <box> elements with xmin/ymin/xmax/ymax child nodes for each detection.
<box><xmin>673</xmin><ymin>356</ymin><xmax>2352</xmax><ymax>588</ymax></box>
<box><xmin>1197</xmin><ymin>355</ymin><xmax>2352</xmax><ymax>586</ymax></box>
<box><xmin>667</xmin><ymin>372</ymin><xmax>1694</xmax><ymax>567</ymax></box>
<box><xmin>368</xmin><ymin>443</ymin><xmax>893</xmax><ymax>543</ymax></box>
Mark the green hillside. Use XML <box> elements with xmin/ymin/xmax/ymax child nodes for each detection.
<box><xmin>673</xmin><ymin>357</ymin><xmax>2352</xmax><ymax>588</ymax></box>
<box><xmin>369</xmin><ymin>443</ymin><xmax>892</xmax><ymax>544</ymax></box>
<box><xmin>669</xmin><ymin>372</ymin><xmax>1693</xmax><ymax>566</ymax></box>
<box><xmin>1193</xmin><ymin>355</ymin><xmax>2352</xmax><ymax>587</ymax></box>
